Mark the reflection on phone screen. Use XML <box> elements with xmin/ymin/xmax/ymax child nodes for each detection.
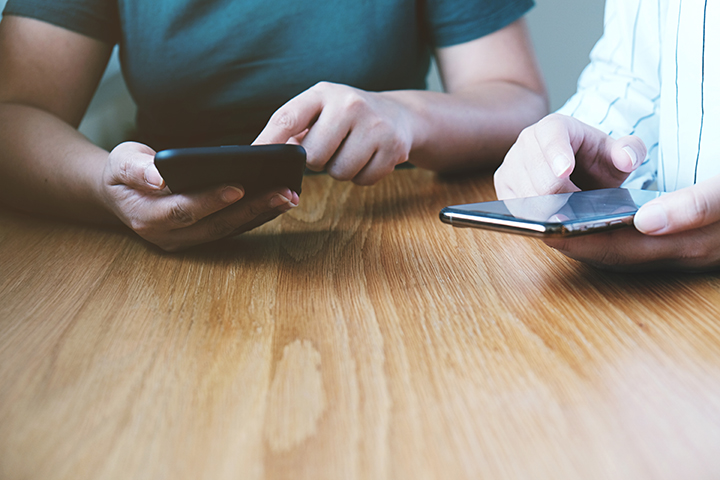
<box><xmin>474</xmin><ymin>189</ymin><xmax>656</xmax><ymax>223</ymax></box>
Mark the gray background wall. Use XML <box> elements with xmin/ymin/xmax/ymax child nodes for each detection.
<box><xmin>0</xmin><ymin>0</ymin><xmax>605</xmax><ymax>146</ymax></box>
<box><xmin>526</xmin><ymin>0</ymin><xmax>605</xmax><ymax>110</ymax></box>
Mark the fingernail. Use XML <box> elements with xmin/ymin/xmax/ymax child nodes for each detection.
<box><xmin>623</xmin><ymin>146</ymin><xmax>639</xmax><ymax>168</ymax></box>
<box><xmin>269</xmin><ymin>194</ymin><xmax>291</xmax><ymax>209</ymax></box>
<box><xmin>551</xmin><ymin>155</ymin><xmax>572</xmax><ymax>177</ymax></box>
<box><xmin>222</xmin><ymin>186</ymin><xmax>244</xmax><ymax>203</ymax></box>
<box><xmin>145</xmin><ymin>166</ymin><xmax>164</xmax><ymax>188</ymax></box>
<box><xmin>634</xmin><ymin>203</ymin><xmax>667</xmax><ymax>234</ymax></box>
<box><xmin>290</xmin><ymin>191</ymin><xmax>299</xmax><ymax>207</ymax></box>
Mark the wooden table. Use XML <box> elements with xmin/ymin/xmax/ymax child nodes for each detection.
<box><xmin>2</xmin><ymin>168</ymin><xmax>720</xmax><ymax>480</ymax></box>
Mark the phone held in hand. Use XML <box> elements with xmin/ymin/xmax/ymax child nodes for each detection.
<box><xmin>440</xmin><ymin>188</ymin><xmax>662</xmax><ymax>237</ymax></box>
<box><xmin>154</xmin><ymin>144</ymin><xmax>306</xmax><ymax>197</ymax></box>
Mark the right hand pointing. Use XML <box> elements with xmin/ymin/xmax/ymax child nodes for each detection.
<box><xmin>100</xmin><ymin>142</ymin><xmax>298</xmax><ymax>251</ymax></box>
<box><xmin>494</xmin><ymin>113</ymin><xmax>647</xmax><ymax>200</ymax></box>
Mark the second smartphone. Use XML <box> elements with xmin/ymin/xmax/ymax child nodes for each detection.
<box><xmin>440</xmin><ymin>188</ymin><xmax>662</xmax><ymax>237</ymax></box>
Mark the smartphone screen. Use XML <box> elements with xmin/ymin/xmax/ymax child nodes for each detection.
<box><xmin>440</xmin><ymin>188</ymin><xmax>662</xmax><ymax>237</ymax></box>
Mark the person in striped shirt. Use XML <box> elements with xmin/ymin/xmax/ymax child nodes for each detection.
<box><xmin>494</xmin><ymin>0</ymin><xmax>720</xmax><ymax>271</ymax></box>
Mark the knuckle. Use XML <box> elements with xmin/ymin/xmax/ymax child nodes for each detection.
<box><xmin>547</xmin><ymin>235</ymin><xmax>630</xmax><ymax>270</ymax></box>
<box><xmin>677</xmin><ymin>227</ymin><xmax>718</xmax><ymax>263</ymax></box>
<box><xmin>385</xmin><ymin>131</ymin><xmax>405</xmax><ymax>152</ymax></box>
<box><xmin>594</xmin><ymin>248</ymin><xmax>626</xmax><ymax>268</ymax></box>
<box><xmin>269</xmin><ymin>109</ymin><xmax>299</xmax><ymax>133</ymax></box>
<box><xmin>117</xmin><ymin>157</ymin><xmax>134</xmax><ymax>184</ymax></box>
<box><xmin>493</xmin><ymin>167</ymin><xmax>508</xmax><ymax>190</ymax></box>
<box><xmin>376</xmin><ymin>132</ymin><xmax>409</xmax><ymax>163</ymax></box>
<box><xmin>208</xmin><ymin>218</ymin><xmax>236</xmax><ymax>239</ymax></box>
<box><xmin>534</xmin><ymin>114</ymin><xmax>568</xmax><ymax>141</ymax></box>
<box><xmin>400</xmin><ymin>139</ymin><xmax>411</xmax><ymax>161</ymax></box>
<box><xmin>343</xmin><ymin>92</ymin><xmax>367</xmax><ymax>113</ymax></box>
<box><xmin>128</xmin><ymin>217</ymin><xmax>149</xmax><ymax>235</ymax></box>
<box><xmin>167</xmin><ymin>202</ymin><xmax>195</xmax><ymax>226</ymax></box>
<box><xmin>353</xmin><ymin>175</ymin><xmax>377</xmax><ymax>186</ymax></box>
<box><xmin>542</xmin><ymin>113</ymin><xmax>565</xmax><ymax>126</ymax></box>
<box><xmin>395</xmin><ymin>147</ymin><xmax>410</xmax><ymax>165</ymax></box>
<box><xmin>305</xmin><ymin>158</ymin><xmax>325</xmax><ymax>171</ymax></box>
<box><xmin>386</xmin><ymin>147</ymin><xmax>406</xmax><ymax>169</ymax></box>
<box><xmin>683</xmin><ymin>239</ymin><xmax>712</xmax><ymax>262</ymax></box>
<box><xmin>247</xmin><ymin>200</ymin><xmax>269</xmax><ymax>218</ymax></box>
<box><xmin>328</xmin><ymin>165</ymin><xmax>353</xmax><ymax>182</ymax></box>
<box><xmin>517</xmin><ymin>125</ymin><xmax>537</xmax><ymax>142</ymax></box>
<box><xmin>312</xmin><ymin>80</ymin><xmax>332</xmax><ymax>91</ymax></box>
<box><xmin>689</xmin><ymin>190</ymin><xmax>712</xmax><ymax>226</ymax></box>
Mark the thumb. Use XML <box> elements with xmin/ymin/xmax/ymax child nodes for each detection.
<box><xmin>635</xmin><ymin>175</ymin><xmax>720</xmax><ymax>235</ymax></box>
<box><xmin>108</xmin><ymin>142</ymin><xmax>163</xmax><ymax>191</ymax></box>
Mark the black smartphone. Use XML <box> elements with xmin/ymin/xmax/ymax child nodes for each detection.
<box><xmin>154</xmin><ymin>144</ymin><xmax>306</xmax><ymax>197</ymax></box>
<box><xmin>439</xmin><ymin>188</ymin><xmax>662</xmax><ymax>237</ymax></box>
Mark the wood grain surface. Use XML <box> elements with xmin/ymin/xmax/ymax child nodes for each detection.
<box><xmin>1</xmin><ymin>168</ymin><xmax>720</xmax><ymax>480</ymax></box>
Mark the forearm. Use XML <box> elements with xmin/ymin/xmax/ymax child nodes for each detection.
<box><xmin>0</xmin><ymin>102</ymin><xmax>115</xmax><ymax>223</ymax></box>
<box><xmin>384</xmin><ymin>81</ymin><xmax>547</xmax><ymax>173</ymax></box>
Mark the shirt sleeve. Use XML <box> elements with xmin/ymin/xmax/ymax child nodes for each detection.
<box><xmin>425</xmin><ymin>0</ymin><xmax>534</xmax><ymax>48</ymax></box>
<box><xmin>556</xmin><ymin>0</ymin><xmax>661</xmax><ymax>189</ymax></box>
<box><xmin>2</xmin><ymin>0</ymin><xmax>120</xmax><ymax>45</ymax></box>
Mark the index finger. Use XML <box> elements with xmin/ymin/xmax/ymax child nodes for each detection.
<box><xmin>535</xmin><ymin>114</ymin><xmax>641</xmax><ymax>190</ymax></box>
<box><xmin>494</xmin><ymin>115</ymin><xmax>580</xmax><ymax>200</ymax></box>
<box><xmin>253</xmin><ymin>89</ymin><xmax>324</xmax><ymax>145</ymax></box>
<box><xmin>531</xmin><ymin>114</ymin><xmax>579</xmax><ymax>178</ymax></box>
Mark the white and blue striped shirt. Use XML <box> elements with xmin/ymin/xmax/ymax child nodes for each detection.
<box><xmin>557</xmin><ymin>0</ymin><xmax>718</xmax><ymax>192</ymax></box>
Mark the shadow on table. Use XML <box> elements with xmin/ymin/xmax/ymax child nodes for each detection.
<box><xmin>434</xmin><ymin>167</ymin><xmax>496</xmax><ymax>184</ymax></box>
<box><xmin>169</xmin><ymin>230</ymin><xmax>338</xmax><ymax>263</ymax></box>
<box><xmin>523</xmin><ymin>260</ymin><xmax>720</xmax><ymax>318</ymax></box>
<box><xmin>336</xmin><ymin>169</ymin><xmax>498</xmax><ymax>222</ymax></box>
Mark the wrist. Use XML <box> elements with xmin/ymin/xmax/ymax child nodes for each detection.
<box><xmin>89</xmin><ymin>149</ymin><xmax>122</xmax><ymax>224</ymax></box>
<box><xmin>378</xmin><ymin>90</ymin><xmax>434</xmax><ymax>160</ymax></box>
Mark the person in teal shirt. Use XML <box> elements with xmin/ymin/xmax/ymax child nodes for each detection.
<box><xmin>0</xmin><ymin>0</ymin><xmax>547</xmax><ymax>251</ymax></box>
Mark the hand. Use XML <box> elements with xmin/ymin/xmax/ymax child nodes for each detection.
<box><xmin>253</xmin><ymin>81</ymin><xmax>413</xmax><ymax>185</ymax></box>
<box><xmin>544</xmin><ymin>175</ymin><xmax>720</xmax><ymax>272</ymax></box>
<box><xmin>100</xmin><ymin>142</ymin><xmax>299</xmax><ymax>251</ymax></box>
<box><xmin>494</xmin><ymin>114</ymin><xmax>647</xmax><ymax>200</ymax></box>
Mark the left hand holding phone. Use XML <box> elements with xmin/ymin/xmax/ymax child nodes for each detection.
<box><xmin>100</xmin><ymin>142</ymin><xmax>298</xmax><ymax>252</ymax></box>
<box><xmin>544</xmin><ymin>174</ymin><xmax>720</xmax><ymax>271</ymax></box>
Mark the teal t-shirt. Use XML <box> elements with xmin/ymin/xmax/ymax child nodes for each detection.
<box><xmin>4</xmin><ymin>0</ymin><xmax>533</xmax><ymax>149</ymax></box>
